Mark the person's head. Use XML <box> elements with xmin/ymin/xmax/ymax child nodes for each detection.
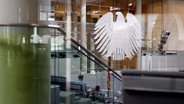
<box><xmin>95</xmin><ymin>85</ymin><xmax>100</xmax><ymax>91</ymax></box>
<box><xmin>78</xmin><ymin>74</ymin><xmax>84</xmax><ymax>81</ymax></box>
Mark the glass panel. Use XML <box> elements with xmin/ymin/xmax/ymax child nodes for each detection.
<box><xmin>0</xmin><ymin>26</ymin><xmax>51</xmax><ymax>104</ymax></box>
<box><xmin>0</xmin><ymin>24</ymin><xmax>122</xmax><ymax>104</ymax></box>
<box><xmin>45</xmin><ymin>26</ymin><xmax>121</xmax><ymax>103</ymax></box>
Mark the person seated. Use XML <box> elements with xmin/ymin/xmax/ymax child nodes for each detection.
<box><xmin>76</xmin><ymin>74</ymin><xmax>88</xmax><ymax>97</ymax></box>
<box><xmin>92</xmin><ymin>85</ymin><xmax>104</xmax><ymax>102</ymax></box>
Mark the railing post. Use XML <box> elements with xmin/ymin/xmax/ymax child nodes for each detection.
<box><xmin>107</xmin><ymin>56</ymin><xmax>111</xmax><ymax>97</ymax></box>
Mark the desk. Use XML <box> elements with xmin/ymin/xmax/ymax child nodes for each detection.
<box><xmin>122</xmin><ymin>70</ymin><xmax>184</xmax><ymax>104</ymax></box>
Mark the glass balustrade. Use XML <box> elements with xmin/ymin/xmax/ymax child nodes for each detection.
<box><xmin>0</xmin><ymin>24</ymin><xmax>122</xmax><ymax>104</ymax></box>
<box><xmin>0</xmin><ymin>25</ymin><xmax>51</xmax><ymax>104</ymax></box>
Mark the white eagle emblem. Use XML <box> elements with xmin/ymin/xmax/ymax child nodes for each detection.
<box><xmin>93</xmin><ymin>12</ymin><xmax>142</xmax><ymax>60</ymax></box>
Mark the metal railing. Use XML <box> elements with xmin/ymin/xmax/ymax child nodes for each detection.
<box><xmin>0</xmin><ymin>23</ymin><xmax>121</xmax><ymax>80</ymax></box>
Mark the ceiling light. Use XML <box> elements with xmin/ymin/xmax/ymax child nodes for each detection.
<box><xmin>129</xmin><ymin>3</ymin><xmax>132</xmax><ymax>6</ymax></box>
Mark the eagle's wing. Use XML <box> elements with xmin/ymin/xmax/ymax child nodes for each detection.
<box><xmin>93</xmin><ymin>12</ymin><xmax>114</xmax><ymax>56</ymax></box>
<box><xmin>126</xmin><ymin>13</ymin><xmax>142</xmax><ymax>56</ymax></box>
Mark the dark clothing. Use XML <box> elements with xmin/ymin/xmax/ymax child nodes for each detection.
<box><xmin>91</xmin><ymin>90</ymin><xmax>104</xmax><ymax>102</ymax></box>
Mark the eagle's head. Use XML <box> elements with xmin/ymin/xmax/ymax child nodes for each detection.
<box><xmin>115</xmin><ymin>12</ymin><xmax>122</xmax><ymax>16</ymax></box>
<box><xmin>115</xmin><ymin>12</ymin><xmax>124</xmax><ymax>22</ymax></box>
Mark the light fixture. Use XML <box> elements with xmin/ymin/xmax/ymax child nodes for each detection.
<box><xmin>128</xmin><ymin>3</ymin><xmax>132</xmax><ymax>6</ymax></box>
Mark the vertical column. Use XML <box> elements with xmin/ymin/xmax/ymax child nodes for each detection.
<box><xmin>80</xmin><ymin>0</ymin><xmax>87</xmax><ymax>48</ymax></box>
<box><xmin>136</xmin><ymin>0</ymin><xmax>142</xmax><ymax>22</ymax></box>
<box><xmin>72</xmin><ymin>0</ymin><xmax>78</xmax><ymax>40</ymax></box>
<box><xmin>136</xmin><ymin>0</ymin><xmax>142</xmax><ymax>69</ymax></box>
<box><xmin>80</xmin><ymin>0</ymin><xmax>87</xmax><ymax>73</ymax></box>
<box><xmin>66</xmin><ymin>0</ymin><xmax>72</xmax><ymax>104</ymax></box>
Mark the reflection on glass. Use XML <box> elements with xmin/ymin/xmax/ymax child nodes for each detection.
<box><xmin>0</xmin><ymin>27</ymin><xmax>50</xmax><ymax>104</ymax></box>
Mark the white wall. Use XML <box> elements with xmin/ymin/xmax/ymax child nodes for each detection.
<box><xmin>0</xmin><ymin>0</ymin><xmax>51</xmax><ymax>24</ymax></box>
<box><xmin>165</xmin><ymin>0</ymin><xmax>184</xmax><ymax>50</ymax></box>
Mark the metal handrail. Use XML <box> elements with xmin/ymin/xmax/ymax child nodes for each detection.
<box><xmin>0</xmin><ymin>23</ymin><xmax>122</xmax><ymax>80</ymax></box>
